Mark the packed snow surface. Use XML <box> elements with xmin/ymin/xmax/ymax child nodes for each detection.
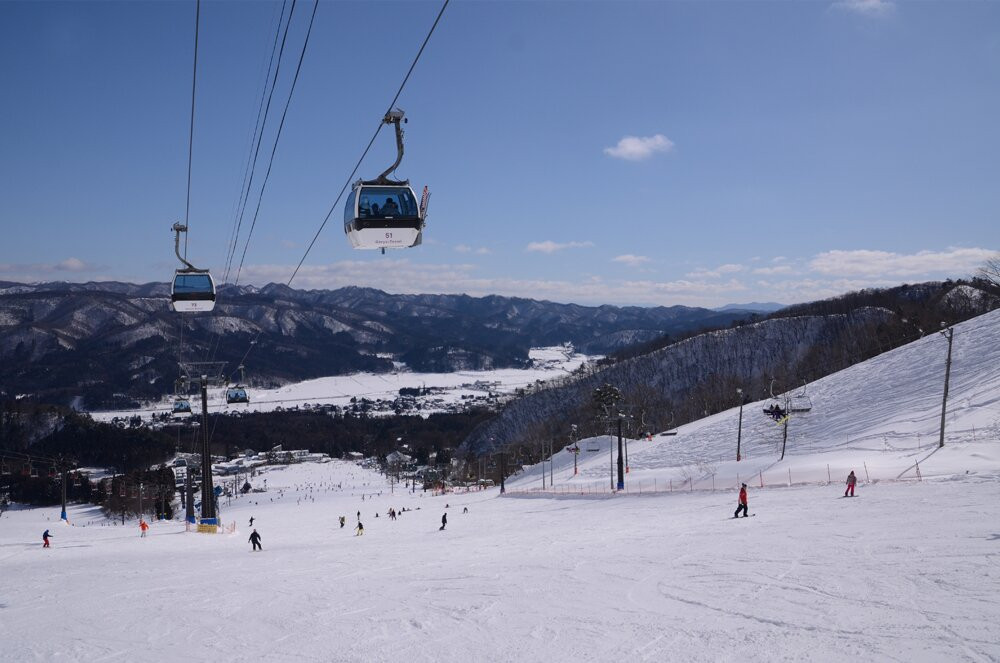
<box><xmin>1</xmin><ymin>461</ymin><xmax>998</xmax><ymax>662</ymax></box>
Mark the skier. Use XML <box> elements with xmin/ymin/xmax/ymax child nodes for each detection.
<box><xmin>139</xmin><ymin>519</ymin><xmax>149</xmax><ymax>537</ymax></box>
<box><xmin>355</xmin><ymin>521</ymin><xmax>364</xmax><ymax>536</ymax></box>
<box><xmin>42</xmin><ymin>529</ymin><xmax>52</xmax><ymax>548</ymax></box>
<box><xmin>734</xmin><ymin>483</ymin><xmax>749</xmax><ymax>518</ymax></box>
<box><xmin>440</xmin><ymin>512</ymin><xmax>447</xmax><ymax>531</ymax></box>
<box><xmin>845</xmin><ymin>470</ymin><xmax>857</xmax><ymax>497</ymax></box>
<box><xmin>357</xmin><ymin>510</ymin><xmax>361</xmax><ymax>521</ymax></box>
<box><xmin>249</xmin><ymin>516</ymin><xmax>254</xmax><ymax>527</ymax></box>
<box><xmin>339</xmin><ymin>516</ymin><xmax>346</xmax><ymax>528</ymax></box>
<box><xmin>248</xmin><ymin>529</ymin><xmax>262</xmax><ymax>551</ymax></box>
<box><xmin>463</xmin><ymin>507</ymin><xmax>469</xmax><ymax>514</ymax></box>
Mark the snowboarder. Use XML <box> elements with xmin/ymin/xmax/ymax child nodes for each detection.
<box><xmin>139</xmin><ymin>519</ymin><xmax>149</xmax><ymax>537</ymax></box>
<box><xmin>355</xmin><ymin>521</ymin><xmax>364</xmax><ymax>536</ymax></box>
<box><xmin>42</xmin><ymin>529</ymin><xmax>52</xmax><ymax>548</ymax></box>
<box><xmin>440</xmin><ymin>512</ymin><xmax>447</xmax><ymax>531</ymax></box>
<box><xmin>249</xmin><ymin>516</ymin><xmax>254</xmax><ymax>527</ymax></box>
<box><xmin>339</xmin><ymin>516</ymin><xmax>346</xmax><ymax>528</ymax></box>
<box><xmin>734</xmin><ymin>483</ymin><xmax>749</xmax><ymax>518</ymax></box>
<box><xmin>249</xmin><ymin>529</ymin><xmax>262</xmax><ymax>551</ymax></box>
<box><xmin>845</xmin><ymin>471</ymin><xmax>857</xmax><ymax>497</ymax></box>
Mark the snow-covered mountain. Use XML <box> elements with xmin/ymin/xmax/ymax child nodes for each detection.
<box><xmin>0</xmin><ymin>281</ymin><xmax>749</xmax><ymax>408</ymax></box>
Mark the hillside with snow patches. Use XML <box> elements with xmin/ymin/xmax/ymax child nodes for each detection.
<box><xmin>1</xmin><ymin>311</ymin><xmax>998</xmax><ymax>661</ymax></box>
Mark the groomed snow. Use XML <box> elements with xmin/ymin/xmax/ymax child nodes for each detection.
<box><xmin>0</xmin><ymin>461</ymin><xmax>998</xmax><ymax>661</ymax></box>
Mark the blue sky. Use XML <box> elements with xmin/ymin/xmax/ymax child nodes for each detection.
<box><xmin>1</xmin><ymin>0</ymin><xmax>997</xmax><ymax>307</ymax></box>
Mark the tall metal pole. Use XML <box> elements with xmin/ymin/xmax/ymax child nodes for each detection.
<box><xmin>736</xmin><ymin>388</ymin><xmax>744</xmax><ymax>462</ymax></box>
<box><xmin>185</xmin><ymin>471</ymin><xmax>195</xmax><ymax>524</ymax></box>
<box><xmin>499</xmin><ymin>450</ymin><xmax>506</xmax><ymax>494</ymax></box>
<box><xmin>199</xmin><ymin>376</ymin><xmax>216</xmax><ymax>523</ymax></box>
<box><xmin>60</xmin><ymin>469</ymin><xmax>68</xmax><ymax>521</ymax></box>
<box><xmin>548</xmin><ymin>438</ymin><xmax>553</xmax><ymax>486</ymax></box>
<box><xmin>779</xmin><ymin>401</ymin><xmax>789</xmax><ymax>461</ymax></box>
<box><xmin>939</xmin><ymin>327</ymin><xmax>954</xmax><ymax>448</ymax></box>
<box><xmin>616</xmin><ymin>417</ymin><xmax>625</xmax><ymax>491</ymax></box>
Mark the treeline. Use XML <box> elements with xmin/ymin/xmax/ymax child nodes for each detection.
<box><xmin>461</xmin><ymin>280</ymin><xmax>1000</xmax><ymax>459</ymax></box>
<box><xmin>170</xmin><ymin>408</ymin><xmax>497</xmax><ymax>466</ymax></box>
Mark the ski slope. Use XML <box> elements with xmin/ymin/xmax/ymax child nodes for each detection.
<box><xmin>2</xmin><ymin>310</ymin><xmax>999</xmax><ymax>661</ymax></box>
<box><xmin>508</xmin><ymin>308</ymin><xmax>1000</xmax><ymax>494</ymax></box>
<box><xmin>1</xmin><ymin>460</ymin><xmax>998</xmax><ymax>661</ymax></box>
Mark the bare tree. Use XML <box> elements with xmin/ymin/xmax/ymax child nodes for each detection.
<box><xmin>977</xmin><ymin>255</ymin><xmax>1000</xmax><ymax>290</ymax></box>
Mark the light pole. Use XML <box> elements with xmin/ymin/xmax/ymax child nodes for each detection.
<box><xmin>938</xmin><ymin>324</ymin><xmax>954</xmax><ymax>449</ymax></box>
<box><xmin>736</xmin><ymin>388</ymin><xmax>744</xmax><ymax>462</ymax></box>
<box><xmin>616</xmin><ymin>416</ymin><xmax>625</xmax><ymax>491</ymax></box>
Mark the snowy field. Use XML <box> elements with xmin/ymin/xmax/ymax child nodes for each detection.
<box><xmin>1</xmin><ymin>460</ymin><xmax>998</xmax><ymax>662</ymax></box>
<box><xmin>89</xmin><ymin>345</ymin><xmax>593</xmax><ymax>421</ymax></box>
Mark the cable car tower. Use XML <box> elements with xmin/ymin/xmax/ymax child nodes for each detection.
<box><xmin>170</xmin><ymin>222</ymin><xmax>216</xmax><ymax>313</ymax></box>
<box><xmin>344</xmin><ymin>109</ymin><xmax>430</xmax><ymax>253</ymax></box>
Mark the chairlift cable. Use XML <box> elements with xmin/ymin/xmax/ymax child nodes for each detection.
<box><xmin>183</xmin><ymin>0</ymin><xmax>201</xmax><ymax>261</ymax></box>
<box><xmin>225</xmin><ymin>0</ymin><xmax>450</xmax><ymax>385</ymax></box>
<box><xmin>234</xmin><ymin>0</ymin><xmax>318</xmax><ymax>288</ymax></box>
<box><xmin>288</xmin><ymin>0</ymin><xmax>450</xmax><ymax>286</ymax></box>
<box><xmin>222</xmin><ymin>0</ymin><xmax>294</xmax><ymax>286</ymax></box>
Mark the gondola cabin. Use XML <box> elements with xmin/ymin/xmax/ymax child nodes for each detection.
<box><xmin>172</xmin><ymin>398</ymin><xmax>193</xmax><ymax>417</ymax></box>
<box><xmin>226</xmin><ymin>386</ymin><xmax>249</xmax><ymax>405</ymax></box>
<box><xmin>171</xmin><ymin>270</ymin><xmax>216</xmax><ymax>313</ymax></box>
<box><xmin>344</xmin><ymin>184</ymin><xmax>424</xmax><ymax>250</ymax></box>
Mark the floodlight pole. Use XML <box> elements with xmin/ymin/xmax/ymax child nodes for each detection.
<box><xmin>60</xmin><ymin>468</ymin><xmax>68</xmax><ymax>521</ymax></box>
<box><xmin>616</xmin><ymin>417</ymin><xmax>625</xmax><ymax>491</ymax></box>
<box><xmin>736</xmin><ymin>388</ymin><xmax>744</xmax><ymax>462</ymax></box>
<box><xmin>938</xmin><ymin>326</ymin><xmax>954</xmax><ymax>448</ymax></box>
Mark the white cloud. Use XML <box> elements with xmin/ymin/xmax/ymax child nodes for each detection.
<box><xmin>525</xmin><ymin>240</ymin><xmax>594</xmax><ymax>254</ymax></box>
<box><xmin>455</xmin><ymin>245</ymin><xmax>491</xmax><ymax>255</ymax></box>
<box><xmin>685</xmin><ymin>263</ymin><xmax>744</xmax><ymax>279</ymax></box>
<box><xmin>603</xmin><ymin>134</ymin><xmax>675</xmax><ymax>161</ymax></box>
<box><xmin>752</xmin><ymin>265</ymin><xmax>795</xmax><ymax>275</ymax></box>
<box><xmin>809</xmin><ymin>247</ymin><xmax>995</xmax><ymax>278</ymax></box>
<box><xmin>830</xmin><ymin>0</ymin><xmax>895</xmax><ymax>17</ymax></box>
<box><xmin>612</xmin><ymin>254</ymin><xmax>651</xmax><ymax>267</ymax></box>
<box><xmin>0</xmin><ymin>257</ymin><xmax>104</xmax><ymax>280</ymax></box>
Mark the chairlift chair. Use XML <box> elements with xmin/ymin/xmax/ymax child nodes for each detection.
<box><xmin>788</xmin><ymin>381</ymin><xmax>813</xmax><ymax>413</ymax></box>
<box><xmin>169</xmin><ymin>222</ymin><xmax>216</xmax><ymax>312</ymax></box>
<box><xmin>30</xmin><ymin>464</ymin><xmax>39</xmax><ymax>478</ymax></box>
<box><xmin>344</xmin><ymin>110</ymin><xmax>429</xmax><ymax>252</ymax></box>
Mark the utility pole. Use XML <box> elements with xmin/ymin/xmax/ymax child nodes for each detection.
<box><xmin>736</xmin><ymin>388</ymin><xmax>744</xmax><ymax>462</ymax></box>
<box><xmin>549</xmin><ymin>438</ymin><xmax>554</xmax><ymax>487</ymax></box>
<box><xmin>939</xmin><ymin>325</ymin><xmax>954</xmax><ymax>448</ymax></box>
<box><xmin>59</xmin><ymin>463</ymin><xmax>68</xmax><ymax>522</ymax></box>
<box><xmin>779</xmin><ymin>399</ymin><xmax>789</xmax><ymax>461</ymax></box>
<box><xmin>499</xmin><ymin>450</ymin><xmax>506</xmax><ymax>494</ymax></box>
<box><xmin>199</xmin><ymin>376</ymin><xmax>216</xmax><ymax>527</ymax></box>
<box><xmin>139</xmin><ymin>481</ymin><xmax>144</xmax><ymax>521</ymax></box>
<box><xmin>616</xmin><ymin>417</ymin><xmax>625</xmax><ymax>491</ymax></box>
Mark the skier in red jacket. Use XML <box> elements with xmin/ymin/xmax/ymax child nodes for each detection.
<box><xmin>734</xmin><ymin>483</ymin><xmax>749</xmax><ymax>518</ymax></box>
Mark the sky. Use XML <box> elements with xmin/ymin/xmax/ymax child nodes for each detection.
<box><xmin>0</xmin><ymin>0</ymin><xmax>998</xmax><ymax>308</ymax></box>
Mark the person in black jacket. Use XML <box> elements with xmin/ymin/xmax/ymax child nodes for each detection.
<box><xmin>249</xmin><ymin>529</ymin><xmax>262</xmax><ymax>551</ymax></box>
<box><xmin>439</xmin><ymin>512</ymin><xmax>447</xmax><ymax>531</ymax></box>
